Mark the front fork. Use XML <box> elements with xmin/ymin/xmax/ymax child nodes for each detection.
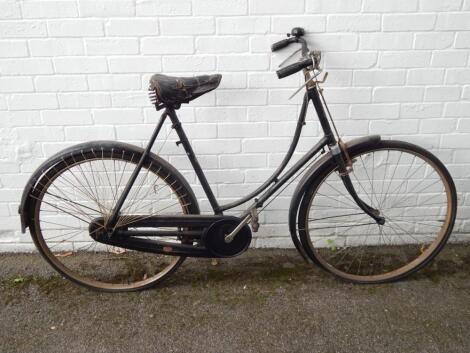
<box><xmin>330</xmin><ymin>141</ymin><xmax>385</xmax><ymax>225</ymax></box>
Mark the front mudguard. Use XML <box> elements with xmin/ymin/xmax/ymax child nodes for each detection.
<box><xmin>288</xmin><ymin>135</ymin><xmax>381</xmax><ymax>261</ymax></box>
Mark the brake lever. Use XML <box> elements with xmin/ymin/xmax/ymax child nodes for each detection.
<box><xmin>288</xmin><ymin>69</ymin><xmax>323</xmax><ymax>100</ymax></box>
<box><xmin>277</xmin><ymin>48</ymin><xmax>301</xmax><ymax>68</ymax></box>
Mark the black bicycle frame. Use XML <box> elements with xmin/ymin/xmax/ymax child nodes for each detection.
<box><xmin>107</xmin><ymin>85</ymin><xmax>339</xmax><ymax>228</ymax></box>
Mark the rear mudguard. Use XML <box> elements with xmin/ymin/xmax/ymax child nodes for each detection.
<box><xmin>18</xmin><ymin>140</ymin><xmax>199</xmax><ymax>233</ymax></box>
<box><xmin>288</xmin><ymin>135</ymin><xmax>381</xmax><ymax>261</ymax></box>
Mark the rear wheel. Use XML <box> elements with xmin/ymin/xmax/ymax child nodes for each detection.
<box><xmin>298</xmin><ymin>140</ymin><xmax>457</xmax><ymax>283</ymax></box>
<box><xmin>29</xmin><ymin>143</ymin><xmax>199</xmax><ymax>292</ymax></box>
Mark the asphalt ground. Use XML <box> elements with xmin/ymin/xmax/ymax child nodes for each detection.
<box><xmin>1</xmin><ymin>245</ymin><xmax>469</xmax><ymax>353</ymax></box>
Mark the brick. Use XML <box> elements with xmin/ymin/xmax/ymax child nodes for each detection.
<box><xmin>325</xmin><ymin>52</ymin><xmax>377</xmax><ymax>69</ymax></box>
<box><xmin>373</xmin><ymin>87</ymin><xmax>424</xmax><ymax>103</ymax></box>
<box><xmin>218</xmin><ymin>73</ymin><xmax>247</xmax><ymax>89</ymax></box>
<box><xmin>0</xmin><ymin>21</ymin><xmax>47</xmax><ymax>38</ymax></box>
<box><xmin>436</xmin><ymin>13</ymin><xmax>470</xmax><ymax>31</ymax></box>
<box><xmin>54</xmin><ymin>57</ymin><xmax>108</xmax><ymax>74</ymax></box>
<box><xmin>243</xmin><ymin>138</ymin><xmax>290</xmax><ymax>153</ymax></box>
<box><xmin>420</xmin><ymin>119</ymin><xmax>457</xmax><ymax>134</ymax></box>
<box><xmin>88</xmin><ymin>74</ymin><xmax>141</xmax><ymax>91</ymax></box>
<box><xmin>193</xmin><ymin>139</ymin><xmax>241</xmax><ymax>154</ymax></box>
<box><xmin>424</xmin><ymin>87</ymin><xmax>461</xmax><ymax>102</ymax></box>
<box><xmin>248</xmin><ymin>72</ymin><xmax>299</xmax><ymax>88</ymax></box>
<box><xmin>307</xmin><ymin>0</ymin><xmax>362</xmax><ymax>13</ymax></box>
<box><xmin>0</xmin><ymin>40</ymin><xmax>28</xmax><ymax>57</ymax></box>
<box><xmin>360</xmin><ymin>33</ymin><xmax>413</xmax><ymax>50</ymax></box>
<box><xmin>42</xmin><ymin>110</ymin><xmax>93</xmax><ymax>125</ymax></box>
<box><xmin>93</xmin><ymin>109</ymin><xmax>143</xmax><ymax>124</ymax></box>
<box><xmin>350</xmin><ymin>104</ymin><xmax>400</xmax><ymax>120</ymax></box>
<box><xmin>193</xmin><ymin>0</ymin><xmax>247</xmax><ymax>15</ymax></box>
<box><xmin>218</xmin><ymin>122</ymin><xmax>267</xmax><ymax>137</ymax></box>
<box><xmin>250</xmin><ymin>0</ymin><xmax>303</xmax><ymax>14</ymax></box>
<box><xmin>217</xmin><ymin>17</ymin><xmax>270</xmax><ymax>35</ymax></box>
<box><xmin>22</xmin><ymin>1</ymin><xmax>78</xmax><ymax>18</ymax></box>
<box><xmin>162</xmin><ymin>55</ymin><xmax>215</xmax><ymax>72</ymax></box>
<box><xmin>383</xmin><ymin>14</ymin><xmax>436</xmax><ymax>31</ymax></box>
<box><xmin>0</xmin><ymin>58</ymin><xmax>54</xmax><ymax>75</ymax></box>
<box><xmin>78</xmin><ymin>0</ymin><xmax>135</xmax><ymax>17</ymax></box>
<box><xmin>195</xmin><ymin>107</ymin><xmax>247</xmax><ymax>122</ymax></box>
<box><xmin>353</xmin><ymin>70</ymin><xmax>406</xmax><ymax>86</ymax></box>
<box><xmin>15</xmin><ymin>126</ymin><xmax>64</xmax><ymax>141</ymax></box>
<box><xmin>272</xmin><ymin>16</ymin><xmax>326</xmax><ymax>33</ymax></box>
<box><xmin>216</xmin><ymin>90</ymin><xmax>267</xmax><ymax>106</ymax></box>
<box><xmin>327</xmin><ymin>15</ymin><xmax>380</xmax><ymax>32</ymax></box>
<box><xmin>431</xmin><ymin>51</ymin><xmax>468</xmax><ymax>67</ymax></box>
<box><xmin>407</xmin><ymin>68</ymin><xmax>445</xmax><ymax>85</ymax></box>
<box><xmin>65</xmin><ymin>125</ymin><xmax>115</xmax><ymax>141</ymax></box>
<box><xmin>369</xmin><ymin>120</ymin><xmax>419</xmax><ymax>135</ymax></box>
<box><xmin>444</xmin><ymin>102</ymin><xmax>470</xmax><ymax>117</ymax></box>
<box><xmin>47</xmin><ymin>19</ymin><xmax>104</xmax><ymax>37</ymax></box>
<box><xmin>455</xmin><ymin>32</ymin><xmax>470</xmax><ymax>49</ymax></box>
<box><xmin>0</xmin><ymin>77</ymin><xmax>34</xmax><ymax>93</ymax></box>
<box><xmin>363</xmin><ymin>0</ymin><xmax>418</xmax><ymax>12</ymax></box>
<box><xmin>309</xmin><ymin>34</ymin><xmax>358</xmax><ymax>51</ymax></box>
<box><xmin>108</xmin><ymin>56</ymin><xmax>162</xmax><ymax>73</ymax></box>
<box><xmin>401</xmin><ymin>103</ymin><xmax>442</xmax><ymax>118</ymax></box>
<box><xmin>217</xmin><ymin>54</ymin><xmax>270</xmax><ymax>71</ymax></box>
<box><xmin>160</xmin><ymin>17</ymin><xmax>214</xmax><ymax>35</ymax></box>
<box><xmin>141</xmin><ymin>37</ymin><xmax>194</xmax><ymax>54</ymax></box>
<box><xmin>8</xmin><ymin>93</ymin><xmax>58</xmax><ymax>110</ymax></box>
<box><xmin>323</xmin><ymin>88</ymin><xmax>371</xmax><ymax>104</ymax></box>
<box><xmin>85</xmin><ymin>38</ymin><xmax>139</xmax><ymax>55</ymax></box>
<box><xmin>419</xmin><ymin>0</ymin><xmax>462</xmax><ymax>11</ymax></box>
<box><xmin>58</xmin><ymin>93</ymin><xmax>111</xmax><ymax>108</ymax></box>
<box><xmin>414</xmin><ymin>32</ymin><xmax>455</xmax><ymax>50</ymax></box>
<box><xmin>219</xmin><ymin>154</ymin><xmax>266</xmax><ymax>168</ymax></box>
<box><xmin>136</xmin><ymin>0</ymin><xmax>191</xmax><ymax>16</ymax></box>
<box><xmin>0</xmin><ymin>0</ymin><xmax>21</xmax><ymax>19</ymax></box>
<box><xmin>248</xmin><ymin>106</ymin><xmax>298</xmax><ymax>121</ymax></box>
<box><xmin>196</xmin><ymin>36</ymin><xmax>248</xmax><ymax>54</ymax></box>
<box><xmin>105</xmin><ymin>18</ymin><xmax>158</xmax><ymax>36</ymax></box>
<box><xmin>442</xmin><ymin>134</ymin><xmax>470</xmax><ymax>148</ymax></box>
<box><xmin>29</xmin><ymin>39</ymin><xmax>85</xmax><ymax>56</ymax></box>
<box><xmin>380</xmin><ymin>51</ymin><xmax>431</xmax><ymax>68</ymax></box>
<box><xmin>35</xmin><ymin>75</ymin><xmax>88</xmax><ymax>92</ymax></box>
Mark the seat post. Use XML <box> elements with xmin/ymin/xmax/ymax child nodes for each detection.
<box><xmin>166</xmin><ymin>108</ymin><xmax>222</xmax><ymax>214</ymax></box>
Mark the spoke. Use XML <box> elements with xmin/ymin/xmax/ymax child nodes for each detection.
<box><xmin>309</xmin><ymin>212</ymin><xmax>366</xmax><ymax>221</ymax></box>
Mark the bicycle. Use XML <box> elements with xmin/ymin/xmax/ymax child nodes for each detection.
<box><xmin>19</xmin><ymin>27</ymin><xmax>457</xmax><ymax>292</ymax></box>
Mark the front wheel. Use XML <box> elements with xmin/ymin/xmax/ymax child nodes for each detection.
<box><xmin>298</xmin><ymin>140</ymin><xmax>457</xmax><ymax>283</ymax></box>
<box><xmin>28</xmin><ymin>142</ymin><xmax>199</xmax><ymax>292</ymax></box>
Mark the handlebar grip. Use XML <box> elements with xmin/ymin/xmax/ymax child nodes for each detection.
<box><xmin>276</xmin><ymin>58</ymin><xmax>313</xmax><ymax>79</ymax></box>
<box><xmin>271</xmin><ymin>38</ymin><xmax>292</xmax><ymax>52</ymax></box>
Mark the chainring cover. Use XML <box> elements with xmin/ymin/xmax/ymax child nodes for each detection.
<box><xmin>202</xmin><ymin>219</ymin><xmax>252</xmax><ymax>258</ymax></box>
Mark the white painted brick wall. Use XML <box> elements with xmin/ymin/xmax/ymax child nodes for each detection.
<box><xmin>1</xmin><ymin>0</ymin><xmax>470</xmax><ymax>250</ymax></box>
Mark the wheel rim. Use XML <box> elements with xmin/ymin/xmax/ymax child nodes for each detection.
<box><xmin>32</xmin><ymin>149</ymin><xmax>193</xmax><ymax>291</ymax></box>
<box><xmin>304</xmin><ymin>146</ymin><xmax>453</xmax><ymax>282</ymax></box>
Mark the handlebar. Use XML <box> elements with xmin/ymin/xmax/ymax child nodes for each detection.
<box><xmin>271</xmin><ymin>37</ymin><xmax>295</xmax><ymax>52</ymax></box>
<box><xmin>271</xmin><ymin>27</ymin><xmax>318</xmax><ymax>79</ymax></box>
<box><xmin>276</xmin><ymin>58</ymin><xmax>313</xmax><ymax>79</ymax></box>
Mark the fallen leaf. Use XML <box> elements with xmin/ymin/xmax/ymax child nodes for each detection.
<box><xmin>110</xmin><ymin>247</ymin><xmax>126</xmax><ymax>254</ymax></box>
<box><xmin>211</xmin><ymin>259</ymin><xmax>218</xmax><ymax>266</ymax></box>
<box><xmin>55</xmin><ymin>251</ymin><xmax>73</xmax><ymax>257</ymax></box>
<box><xmin>13</xmin><ymin>277</ymin><xmax>24</xmax><ymax>284</ymax></box>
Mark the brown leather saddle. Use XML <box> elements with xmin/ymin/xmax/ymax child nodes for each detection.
<box><xmin>149</xmin><ymin>74</ymin><xmax>222</xmax><ymax>108</ymax></box>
